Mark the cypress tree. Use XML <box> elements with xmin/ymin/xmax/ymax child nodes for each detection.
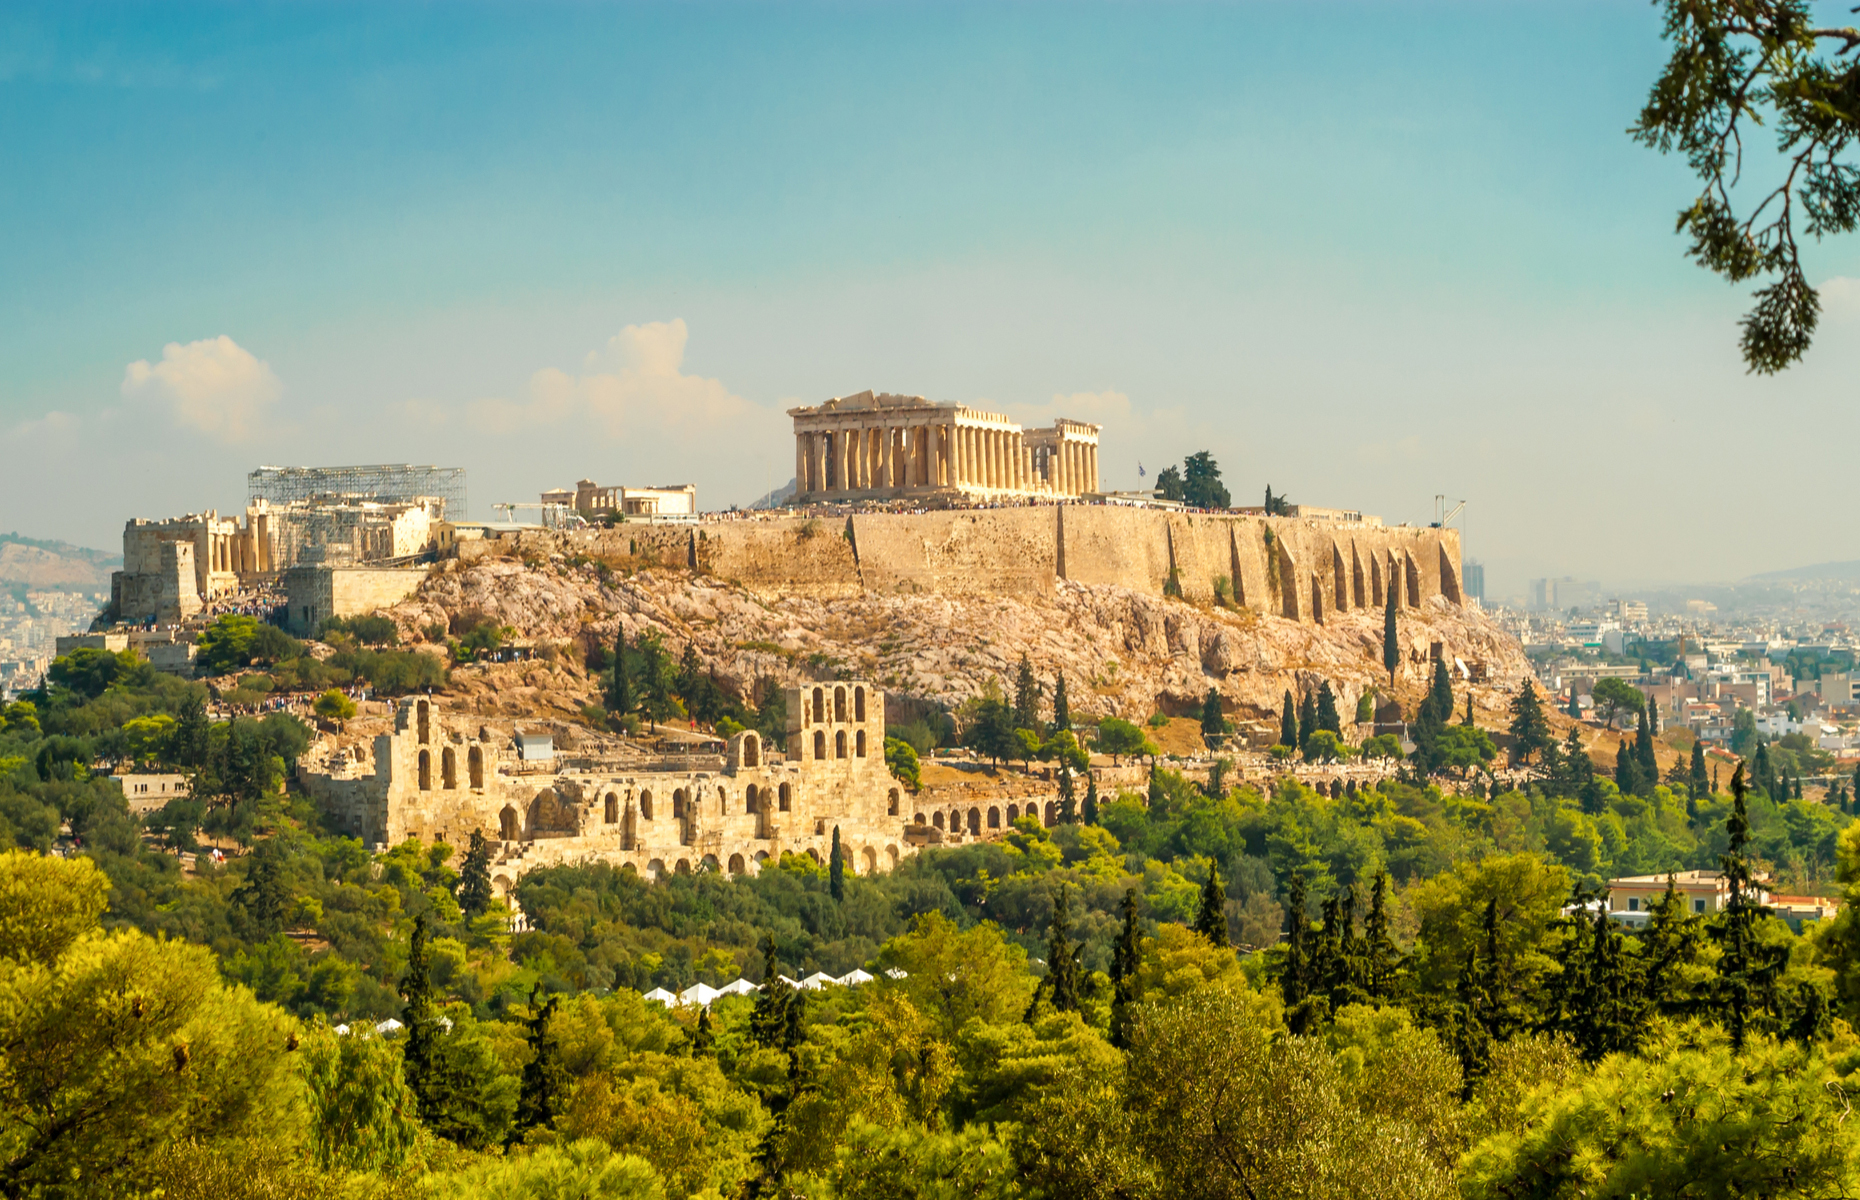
<box><xmin>1280</xmin><ymin>874</ymin><xmax>1316</xmax><ymax>1034</ymax></box>
<box><xmin>1566</xmin><ymin>687</ymin><xmax>1582</xmax><ymax>720</ymax></box>
<box><xmin>1411</xmin><ymin>659</ymin><xmax>1454</xmax><ymax>773</ymax></box>
<box><xmin>1041</xmin><ymin>884</ymin><xmax>1083</xmax><ymax>1014</ymax></box>
<box><xmin>1057</xmin><ymin>759</ymin><xmax>1077</xmax><ymax>823</ymax></box>
<box><xmin>750</xmin><ymin>936</ymin><xmax>792</xmax><ymax>1049</ymax></box>
<box><xmin>1081</xmin><ymin>775</ymin><xmax>1099</xmax><ymax>825</ymax></box>
<box><xmin>1109</xmin><ymin>887</ymin><xmax>1142</xmax><ymax>1048</ymax></box>
<box><xmin>231</xmin><ymin>838</ymin><xmax>291</xmax><ymax>934</ymax></box>
<box><xmin>456</xmin><ymin>828</ymin><xmax>494</xmax><ymax>919</ymax></box>
<box><xmin>1615</xmin><ymin>739</ymin><xmax>1641</xmax><ymax>796</ymax></box>
<box><xmin>515</xmin><ymin>987</ymin><xmax>568</xmax><ymax>1136</ymax></box>
<box><xmin>1051</xmin><ymin>672</ymin><xmax>1071</xmax><ymax>737</ymax></box>
<box><xmin>1363</xmin><ymin>873</ymin><xmax>1401</xmax><ymax>1000</ymax></box>
<box><xmin>1201</xmin><ymin>687</ymin><xmax>1226</xmax><ymax>739</ymax></box>
<box><xmin>401</xmin><ymin>915</ymin><xmax>448</xmax><ymax>1129</ymax></box>
<box><xmin>606</xmin><ymin>627</ymin><xmax>633</xmax><ymax>720</ymax></box>
<box><xmin>1708</xmin><ymin>765</ymin><xmax>1791</xmax><ymax>1049</ymax></box>
<box><xmin>1280</xmin><ymin>690</ymin><xmax>1298</xmax><ymax>750</ymax></box>
<box><xmin>1194</xmin><ymin>861</ymin><xmax>1229</xmax><ymax>947</ymax></box>
<box><xmin>692</xmin><ymin>1005</ymin><xmax>716</xmax><ymax>1057</ymax></box>
<box><xmin>1424</xmin><ymin>658</ymin><xmax>1454</xmax><ymax>723</ymax></box>
<box><xmin>1315</xmin><ymin>681</ymin><xmax>1342</xmax><ymax>737</ymax></box>
<box><xmin>1507</xmin><ymin>680</ymin><xmax>1552</xmax><ymax>763</ymax></box>
<box><xmin>1689</xmin><ymin>740</ymin><xmax>1710</xmax><ymax>802</ymax></box>
<box><xmin>1014</xmin><ymin>654</ymin><xmax>1041</xmax><ymax>732</ymax></box>
<box><xmin>1853</xmin><ymin>762</ymin><xmax>1860</xmax><ymax>803</ymax></box>
<box><xmin>1297</xmin><ymin>689</ymin><xmax>1317</xmax><ymax>754</ymax></box>
<box><xmin>1648</xmin><ymin>701</ymin><xmax>1661</xmax><ymax>736</ymax></box>
<box><xmin>1382</xmin><ymin>586</ymin><xmax>1400</xmax><ymax>683</ymax></box>
<box><xmin>1643</xmin><ymin>875</ymin><xmax>1704</xmax><ymax>1018</ymax></box>
<box><xmin>1634</xmin><ymin>707</ymin><xmax>1657</xmax><ymax>783</ymax></box>
<box><xmin>829</xmin><ymin>825</ymin><xmax>844</xmax><ymax>901</ymax></box>
<box><xmin>1753</xmin><ymin>742</ymin><xmax>1774</xmax><ymax>798</ymax></box>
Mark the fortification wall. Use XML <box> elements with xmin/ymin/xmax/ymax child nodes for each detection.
<box><xmin>699</xmin><ymin>519</ymin><xmax>863</xmax><ymax>597</ymax></box>
<box><xmin>850</xmin><ymin>509</ymin><xmax>1057</xmax><ymax>596</ymax></box>
<box><xmin>1058</xmin><ymin>506</ymin><xmax>1174</xmax><ymax>593</ymax></box>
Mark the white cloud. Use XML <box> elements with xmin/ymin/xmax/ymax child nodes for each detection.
<box><xmin>1005</xmin><ymin>388</ymin><xmax>1134</xmax><ymax>429</ymax></box>
<box><xmin>468</xmin><ymin>319</ymin><xmax>766</xmax><ymax>438</ymax></box>
<box><xmin>1821</xmin><ymin>276</ymin><xmax>1860</xmax><ymax>319</ymax></box>
<box><xmin>121</xmin><ymin>335</ymin><xmax>281</xmax><ymax>442</ymax></box>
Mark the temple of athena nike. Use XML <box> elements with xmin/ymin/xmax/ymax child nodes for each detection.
<box><xmin>789</xmin><ymin>389</ymin><xmax>1101</xmax><ymax>502</ymax></box>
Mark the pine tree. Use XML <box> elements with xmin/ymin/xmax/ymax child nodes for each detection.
<box><xmin>1280</xmin><ymin>874</ymin><xmax>1316</xmax><ymax>1033</ymax></box>
<box><xmin>456</xmin><ymin>829</ymin><xmax>495</xmax><ymax>918</ymax></box>
<box><xmin>692</xmin><ymin>1005</ymin><xmax>716</xmax><ymax>1057</ymax></box>
<box><xmin>1382</xmin><ymin>586</ymin><xmax>1400</xmax><ymax>683</ymax></box>
<box><xmin>1014</xmin><ymin>654</ymin><xmax>1041</xmax><ymax>732</ymax></box>
<box><xmin>1689</xmin><ymin>740</ymin><xmax>1710</xmax><ymax>802</ymax></box>
<box><xmin>1615</xmin><ymin>739</ymin><xmax>1642</xmax><ymax>796</ymax></box>
<box><xmin>1279</xmin><ymin>690</ymin><xmax>1298</xmax><ymax>750</ymax></box>
<box><xmin>829</xmin><ymin>825</ymin><xmax>844</xmax><ymax>901</ymax></box>
<box><xmin>1315</xmin><ymin>681</ymin><xmax>1341</xmax><ymax>737</ymax></box>
<box><xmin>231</xmin><ymin>838</ymin><xmax>291</xmax><ymax>933</ymax></box>
<box><xmin>1708</xmin><ymin>765</ymin><xmax>1791</xmax><ymax>1049</ymax></box>
<box><xmin>1753</xmin><ymin>741</ymin><xmax>1774</xmax><ymax>798</ymax></box>
<box><xmin>1643</xmin><ymin>875</ymin><xmax>1704</xmax><ymax>1018</ymax></box>
<box><xmin>750</xmin><ymin>936</ymin><xmax>793</xmax><ymax>1049</ymax></box>
<box><xmin>401</xmin><ymin>915</ymin><xmax>447</xmax><ymax>1128</ymax></box>
<box><xmin>1051</xmin><ymin>671</ymin><xmax>1071</xmax><ymax>737</ymax></box>
<box><xmin>1057</xmin><ymin>759</ymin><xmax>1076</xmax><ymax>823</ymax></box>
<box><xmin>1109</xmin><ymin>887</ymin><xmax>1142</xmax><ymax>1048</ymax></box>
<box><xmin>1363</xmin><ymin>873</ymin><xmax>1401</xmax><ymax>1000</ymax></box>
<box><xmin>1201</xmin><ymin>687</ymin><xmax>1226</xmax><ymax>739</ymax></box>
<box><xmin>1194</xmin><ymin>861</ymin><xmax>1229</xmax><ymax>947</ymax></box>
<box><xmin>679</xmin><ymin>640</ymin><xmax>703</xmax><ymax>697</ymax></box>
<box><xmin>1507</xmin><ymin>680</ymin><xmax>1552</xmax><ymax>763</ymax></box>
<box><xmin>1566</xmin><ymin>687</ymin><xmax>1582</xmax><ymax>720</ymax></box>
<box><xmin>1297</xmin><ymin>689</ymin><xmax>1317</xmax><ymax>754</ymax></box>
<box><xmin>515</xmin><ymin>986</ymin><xmax>568</xmax><ymax>1135</ymax></box>
<box><xmin>1081</xmin><ymin>775</ymin><xmax>1099</xmax><ymax>825</ymax></box>
<box><xmin>1039</xmin><ymin>884</ymin><xmax>1083</xmax><ymax>1014</ymax></box>
<box><xmin>1411</xmin><ymin>659</ymin><xmax>1454</xmax><ymax>773</ymax></box>
<box><xmin>1635</xmin><ymin>707</ymin><xmax>1657</xmax><ymax>783</ymax></box>
<box><xmin>606</xmin><ymin>627</ymin><xmax>633</xmax><ymax>720</ymax></box>
<box><xmin>638</xmin><ymin>630</ymin><xmax>672</xmax><ymax>730</ymax></box>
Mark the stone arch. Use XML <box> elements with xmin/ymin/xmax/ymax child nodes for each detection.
<box><xmin>499</xmin><ymin>804</ymin><xmax>519</xmax><ymax>840</ymax></box>
<box><xmin>887</xmin><ymin>844</ymin><xmax>900</xmax><ymax>867</ymax></box>
<box><xmin>418</xmin><ymin>749</ymin><xmax>432</xmax><ymax>790</ymax></box>
<box><xmin>988</xmin><ymin>805</ymin><xmax>1001</xmax><ymax>828</ymax></box>
<box><xmin>676</xmin><ymin>858</ymin><xmax>692</xmax><ymax>875</ymax></box>
<box><xmin>933</xmin><ymin>811</ymin><xmax>946</xmax><ymax>830</ymax></box>
<box><xmin>1007</xmin><ymin>803</ymin><xmax>1020</xmax><ymax>822</ymax></box>
<box><xmin>812</xmin><ymin>686</ymin><xmax>825</xmax><ymax>723</ymax></box>
<box><xmin>417</xmin><ymin>700</ymin><xmax>430</xmax><ymax>744</ymax></box>
<box><xmin>621</xmin><ymin>861</ymin><xmax>637</xmax><ymax>875</ymax></box>
<box><xmin>493</xmin><ymin>873</ymin><xmax>513</xmax><ymax>897</ymax></box>
<box><xmin>856</xmin><ymin>729</ymin><xmax>867</xmax><ymax>758</ymax></box>
<box><xmin>673</xmin><ymin>788</ymin><xmax>689</xmax><ymax>818</ymax></box>
<box><xmin>468</xmin><ymin>745</ymin><xmax>484</xmax><ymax>789</ymax></box>
<box><xmin>640</xmin><ymin>789</ymin><xmax>654</xmax><ymax>820</ymax></box>
<box><xmin>728</xmin><ymin>853</ymin><xmax>747</xmax><ymax>876</ymax></box>
<box><xmin>814</xmin><ymin>730</ymin><xmax>827</xmax><ymax>760</ymax></box>
<box><xmin>834</xmin><ymin>686</ymin><xmax>848</xmax><ymax>722</ymax></box>
<box><xmin>701</xmin><ymin>854</ymin><xmax>720</xmax><ymax>873</ymax></box>
<box><xmin>1405</xmin><ymin>553</ymin><xmax>1422</xmax><ymax>608</ymax></box>
<box><xmin>743</xmin><ymin>731</ymin><xmax>761</xmax><ymax>768</ymax></box>
<box><xmin>779</xmin><ymin>783</ymin><xmax>792</xmax><ymax>811</ymax></box>
<box><xmin>1310</xmin><ymin>575</ymin><xmax>1325</xmax><ymax>624</ymax></box>
<box><xmin>442</xmin><ymin>747</ymin><xmax>457</xmax><ymax>789</ymax></box>
<box><xmin>806</xmin><ymin>847</ymin><xmax>822</xmax><ymax>863</ymax></box>
<box><xmin>887</xmin><ymin>788</ymin><xmax>900</xmax><ymax>816</ymax></box>
<box><xmin>967</xmin><ymin>807</ymin><xmax>981</xmax><ymax>835</ymax></box>
<box><xmin>913</xmin><ymin>812</ymin><xmax>925</xmax><ymax>824</ymax></box>
<box><xmin>862</xmin><ymin>846</ymin><xmax>877</xmax><ymax>873</ymax></box>
<box><xmin>835</xmin><ymin>730</ymin><xmax>848</xmax><ymax>759</ymax></box>
<box><xmin>1438</xmin><ymin>543</ymin><xmax>1462</xmax><ymax>604</ymax></box>
<box><xmin>1043</xmin><ymin>801</ymin><xmax>1057</xmax><ymax>826</ymax></box>
<box><xmin>745</xmin><ymin>784</ymin><xmax>759</xmax><ymax>813</ymax></box>
<box><xmin>718</xmin><ymin>786</ymin><xmax>729</xmax><ymax>815</ymax></box>
<box><xmin>755</xmin><ymin>850</ymin><xmax>770</xmax><ymax>865</ymax></box>
<box><xmin>647</xmin><ymin>858</ymin><xmax>665</xmax><ymax>879</ymax></box>
<box><xmin>604</xmin><ymin>792</ymin><xmax>618</xmax><ymax>824</ymax></box>
<box><xmin>855</xmin><ymin>686</ymin><xmax>867</xmax><ymax>722</ymax></box>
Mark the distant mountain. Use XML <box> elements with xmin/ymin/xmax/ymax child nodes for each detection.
<box><xmin>0</xmin><ymin>533</ymin><xmax>119</xmax><ymax>591</ymax></box>
<box><xmin>747</xmin><ymin>478</ymin><xmax>798</xmax><ymax>510</ymax></box>
<box><xmin>1748</xmin><ymin>561</ymin><xmax>1860</xmax><ymax>582</ymax></box>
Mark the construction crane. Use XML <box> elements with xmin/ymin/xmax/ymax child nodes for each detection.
<box><xmin>1431</xmin><ymin>495</ymin><xmax>1466</xmax><ymax>529</ymax></box>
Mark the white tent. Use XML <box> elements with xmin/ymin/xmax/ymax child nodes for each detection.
<box><xmin>777</xmin><ymin>974</ymin><xmax>803</xmax><ymax>989</ymax></box>
<box><xmin>883</xmin><ymin>967</ymin><xmax>910</xmax><ymax>979</ymax></box>
<box><xmin>836</xmin><ymin>968</ymin><xmax>875</xmax><ymax>986</ymax></box>
<box><xmin>642</xmin><ymin>987</ymin><xmax>677</xmax><ymax>1008</ymax></box>
<box><xmin>717</xmin><ymin>978</ymin><xmax>760</xmax><ymax>996</ymax></box>
<box><xmin>333</xmin><ymin>1023</ymin><xmax>351</xmax><ymax>1036</ymax></box>
<box><xmin>680</xmin><ymin>982</ymin><xmax>722</xmax><ymax>1007</ymax></box>
<box><xmin>800</xmin><ymin>971</ymin><xmax>838</xmax><ymax>990</ymax></box>
<box><xmin>374</xmin><ymin>1018</ymin><xmax>404</xmax><ymax>1035</ymax></box>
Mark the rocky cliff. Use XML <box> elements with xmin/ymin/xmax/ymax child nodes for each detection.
<box><xmin>383</xmin><ymin>554</ymin><xmax>1534</xmax><ymax>738</ymax></box>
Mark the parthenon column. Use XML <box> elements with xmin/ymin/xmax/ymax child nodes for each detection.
<box><xmin>953</xmin><ymin>425</ymin><xmax>966</xmax><ymax>485</ymax></box>
<box><xmin>993</xmin><ymin>431</ymin><xmax>1005</xmax><ymax>489</ymax></box>
<box><xmin>1087</xmin><ymin>444</ymin><xmax>1098</xmax><ymax>493</ymax></box>
<box><xmin>795</xmin><ymin>434</ymin><xmax>807</xmax><ymax>495</ymax></box>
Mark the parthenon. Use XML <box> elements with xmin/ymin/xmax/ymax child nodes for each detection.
<box><xmin>789</xmin><ymin>390</ymin><xmax>1101</xmax><ymax>502</ymax></box>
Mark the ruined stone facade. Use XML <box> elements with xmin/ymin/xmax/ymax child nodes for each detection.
<box><xmin>297</xmin><ymin>684</ymin><xmax>914</xmax><ymax>893</ymax></box>
<box><xmin>540</xmin><ymin>481</ymin><xmax>697</xmax><ymax>519</ymax></box>
<box><xmin>789</xmin><ymin>390</ymin><xmax>1101</xmax><ymax>502</ymax></box>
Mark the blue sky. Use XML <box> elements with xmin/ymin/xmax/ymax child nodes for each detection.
<box><xmin>4</xmin><ymin>2</ymin><xmax>1858</xmax><ymax>598</ymax></box>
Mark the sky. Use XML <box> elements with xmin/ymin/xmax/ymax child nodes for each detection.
<box><xmin>4</xmin><ymin>1</ymin><xmax>1859</xmax><ymax>601</ymax></box>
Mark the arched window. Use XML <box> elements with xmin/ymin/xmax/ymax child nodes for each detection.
<box><xmin>862</xmin><ymin>846</ymin><xmax>877</xmax><ymax>874</ymax></box>
<box><xmin>499</xmin><ymin>805</ymin><xmax>519</xmax><ymax>840</ymax></box>
<box><xmin>855</xmin><ymin>686</ymin><xmax>867</xmax><ymax>722</ymax></box>
<box><xmin>968</xmin><ymin>808</ymin><xmax>981</xmax><ymax>835</ymax></box>
<box><xmin>418</xmin><ymin>750</ymin><xmax>431</xmax><ymax>790</ymax></box>
<box><xmin>835</xmin><ymin>730</ymin><xmax>847</xmax><ymax>759</ymax></box>
<box><xmin>988</xmin><ymin>806</ymin><xmax>1001</xmax><ymax>828</ymax></box>
<box><xmin>834</xmin><ymin>686</ymin><xmax>848</xmax><ymax>723</ymax></box>
<box><xmin>468</xmin><ymin>746</ymin><xmax>484</xmax><ymax>789</ymax></box>
<box><xmin>417</xmin><ymin>700</ymin><xmax>430</xmax><ymax>745</ymax></box>
<box><xmin>814</xmin><ymin>730</ymin><xmax>827</xmax><ymax>760</ymax></box>
<box><xmin>1043</xmin><ymin>801</ymin><xmax>1057</xmax><ymax>826</ymax></box>
<box><xmin>673</xmin><ymin>789</ymin><xmax>688</xmax><ymax>819</ymax></box>
<box><xmin>728</xmin><ymin>853</ymin><xmax>746</xmax><ymax>876</ymax></box>
<box><xmin>888</xmin><ymin>788</ymin><xmax>900</xmax><ymax>816</ymax></box>
<box><xmin>812</xmin><ymin>687</ymin><xmax>825</xmax><ymax>724</ymax></box>
<box><xmin>855</xmin><ymin>730</ymin><xmax>867</xmax><ymax>757</ymax></box>
<box><xmin>743</xmin><ymin>732</ymin><xmax>760</xmax><ymax>768</ymax></box>
<box><xmin>604</xmin><ymin>793</ymin><xmax>618</xmax><ymax>824</ymax></box>
<box><xmin>1008</xmin><ymin>803</ymin><xmax>1020</xmax><ymax>821</ymax></box>
<box><xmin>442</xmin><ymin>748</ymin><xmax>457</xmax><ymax>789</ymax></box>
<box><xmin>913</xmin><ymin>812</ymin><xmax>925</xmax><ymax>824</ymax></box>
<box><xmin>779</xmin><ymin>783</ymin><xmax>792</xmax><ymax>811</ymax></box>
<box><xmin>932</xmin><ymin>811</ymin><xmax>945</xmax><ymax>830</ymax></box>
<box><xmin>745</xmin><ymin>784</ymin><xmax>759</xmax><ymax>813</ymax></box>
<box><xmin>640</xmin><ymin>790</ymin><xmax>654</xmax><ymax>820</ymax></box>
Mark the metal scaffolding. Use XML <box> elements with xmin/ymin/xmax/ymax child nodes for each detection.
<box><xmin>247</xmin><ymin>464</ymin><xmax>468</xmax><ymax>519</ymax></box>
